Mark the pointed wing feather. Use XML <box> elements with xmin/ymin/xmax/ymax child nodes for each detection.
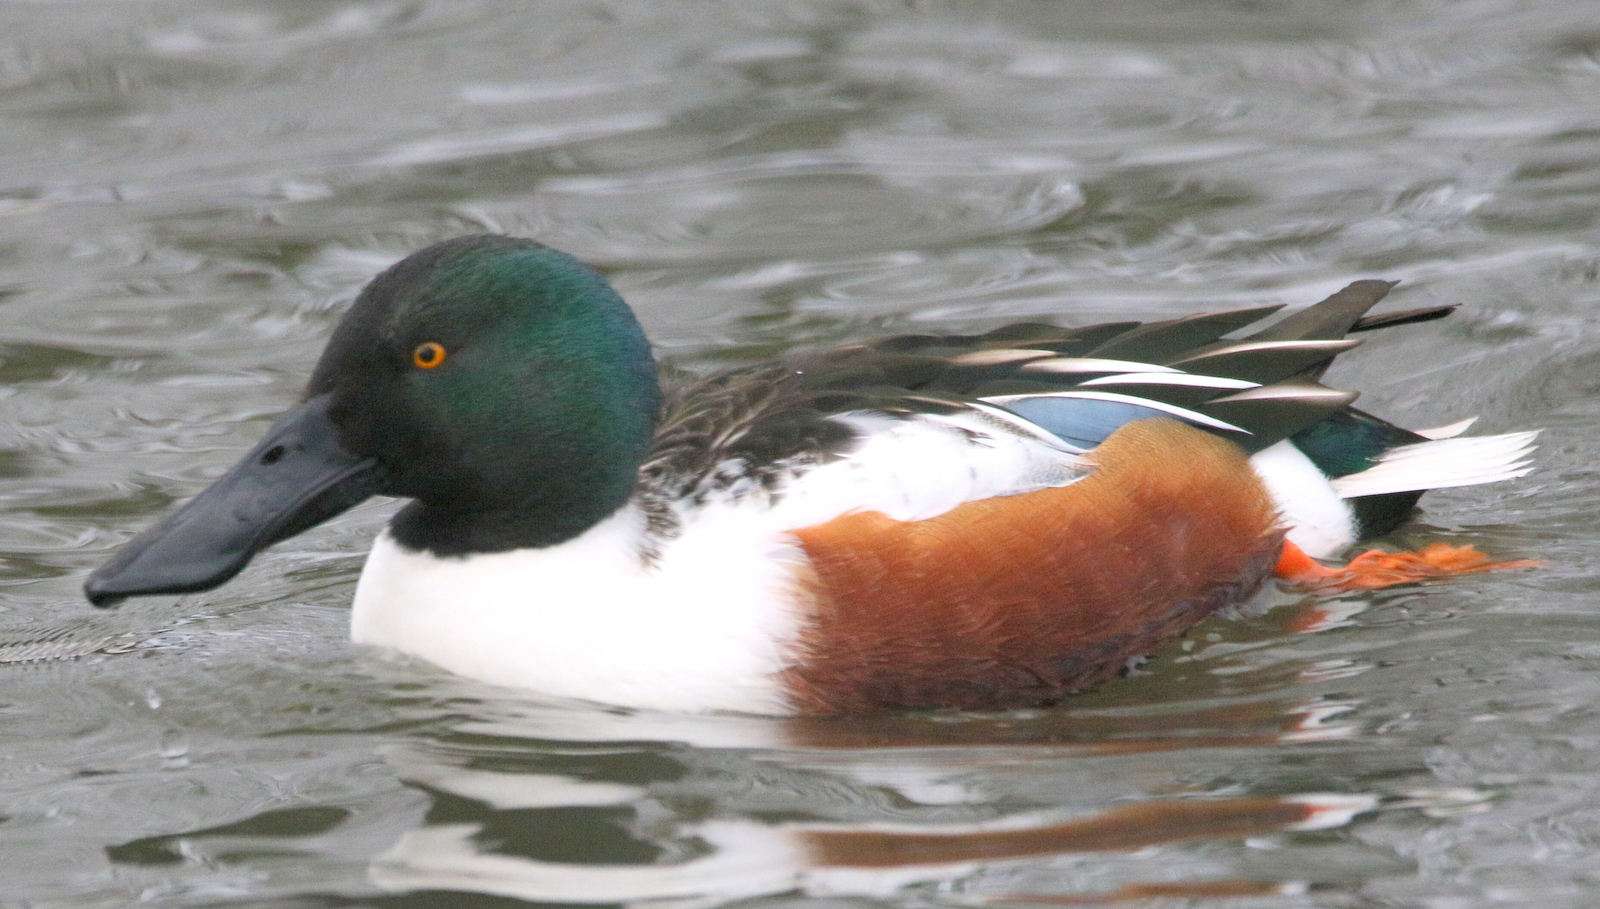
<box><xmin>644</xmin><ymin>280</ymin><xmax>1487</xmax><ymax>505</ymax></box>
<box><xmin>1082</xmin><ymin>305</ymin><xmax>1285</xmax><ymax>362</ymax></box>
<box><xmin>1247</xmin><ymin>280</ymin><xmax>1398</xmax><ymax>342</ymax></box>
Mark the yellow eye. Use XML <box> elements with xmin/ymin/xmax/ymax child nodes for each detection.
<box><xmin>412</xmin><ymin>342</ymin><xmax>447</xmax><ymax>369</ymax></box>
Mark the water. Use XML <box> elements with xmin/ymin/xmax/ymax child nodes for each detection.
<box><xmin>1</xmin><ymin>1</ymin><xmax>1597</xmax><ymax>905</ymax></box>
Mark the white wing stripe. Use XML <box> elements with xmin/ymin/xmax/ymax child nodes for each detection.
<box><xmin>1020</xmin><ymin>358</ymin><xmax>1181</xmax><ymax>374</ymax></box>
<box><xmin>1078</xmin><ymin>373</ymin><xmax>1260</xmax><ymax>390</ymax></box>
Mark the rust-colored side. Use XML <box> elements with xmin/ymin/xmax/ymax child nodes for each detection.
<box><xmin>783</xmin><ymin>418</ymin><xmax>1281</xmax><ymax>714</ymax></box>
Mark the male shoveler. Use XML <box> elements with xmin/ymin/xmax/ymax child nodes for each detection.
<box><xmin>84</xmin><ymin>235</ymin><xmax>1538</xmax><ymax>714</ymax></box>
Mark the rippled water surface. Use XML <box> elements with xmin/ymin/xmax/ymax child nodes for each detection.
<box><xmin>3</xmin><ymin>2</ymin><xmax>1599</xmax><ymax>906</ymax></box>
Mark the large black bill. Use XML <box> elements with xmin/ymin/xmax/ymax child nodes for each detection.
<box><xmin>84</xmin><ymin>394</ymin><xmax>381</xmax><ymax>607</ymax></box>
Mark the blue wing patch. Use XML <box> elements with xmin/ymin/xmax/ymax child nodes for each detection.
<box><xmin>990</xmin><ymin>394</ymin><xmax>1251</xmax><ymax>452</ymax></box>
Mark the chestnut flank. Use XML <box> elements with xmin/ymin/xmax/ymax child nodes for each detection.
<box><xmin>784</xmin><ymin>418</ymin><xmax>1281</xmax><ymax>713</ymax></box>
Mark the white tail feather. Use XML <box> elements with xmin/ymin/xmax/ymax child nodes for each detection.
<box><xmin>1329</xmin><ymin>430</ymin><xmax>1539</xmax><ymax>499</ymax></box>
<box><xmin>1414</xmin><ymin>417</ymin><xmax>1478</xmax><ymax>440</ymax></box>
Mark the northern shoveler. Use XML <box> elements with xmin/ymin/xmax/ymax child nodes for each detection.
<box><xmin>84</xmin><ymin>235</ymin><xmax>1538</xmax><ymax>714</ymax></box>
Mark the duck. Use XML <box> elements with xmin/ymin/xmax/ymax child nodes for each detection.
<box><xmin>83</xmin><ymin>234</ymin><xmax>1539</xmax><ymax>715</ymax></box>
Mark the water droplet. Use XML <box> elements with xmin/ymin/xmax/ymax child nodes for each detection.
<box><xmin>159</xmin><ymin>729</ymin><xmax>189</xmax><ymax>769</ymax></box>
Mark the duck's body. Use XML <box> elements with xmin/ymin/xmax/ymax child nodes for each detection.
<box><xmin>85</xmin><ymin>235</ymin><xmax>1537</xmax><ymax>714</ymax></box>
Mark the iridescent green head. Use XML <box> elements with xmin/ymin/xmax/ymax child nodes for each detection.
<box><xmin>313</xmin><ymin>235</ymin><xmax>661</xmax><ymax>553</ymax></box>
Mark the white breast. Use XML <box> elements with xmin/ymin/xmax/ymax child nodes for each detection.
<box><xmin>350</xmin><ymin>504</ymin><xmax>808</xmax><ymax>714</ymax></box>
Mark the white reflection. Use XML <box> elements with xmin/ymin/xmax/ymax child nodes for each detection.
<box><xmin>372</xmin><ymin>820</ymin><xmax>806</xmax><ymax>906</ymax></box>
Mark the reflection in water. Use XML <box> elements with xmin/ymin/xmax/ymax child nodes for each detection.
<box><xmin>370</xmin><ymin>727</ymin><xmax>1384</xmax><ymax>904</ymax></box>
<box><xmin>352</xmin><ymin>698</ymin><xmax>1491</xmax><ymax>905</ymax></box>
<box><xmin>107</xmin><ymin>806</ymin><xmax>353</xmax><ymax>866</ymax></box>
<box><xmin>369</xmin><ymin>797</ymin><xmax>1375</xmax><ymax>903</ymax></box>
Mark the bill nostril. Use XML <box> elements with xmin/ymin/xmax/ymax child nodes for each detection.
<box><xmin>261</xmin><ymin>445</ymin><xmax>286</xmax><ymax>466</ymax></box>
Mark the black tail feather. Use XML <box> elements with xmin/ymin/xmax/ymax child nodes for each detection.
<box><xmin>1349</xmin><ymin>305</ymin><xmax>1457</xmax><ymax>333</ymax></box>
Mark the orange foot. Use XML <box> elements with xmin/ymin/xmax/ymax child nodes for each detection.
<box><xmin>1275</xmin><ymin>538</ymin><xmax>1543</xmax><ymax>595</ymax></box>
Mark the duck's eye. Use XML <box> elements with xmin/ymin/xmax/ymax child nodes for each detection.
<box><xmin>412</xmin><ymin>342</ymin><xmax>447</xmax><ymax>369</ymax></box>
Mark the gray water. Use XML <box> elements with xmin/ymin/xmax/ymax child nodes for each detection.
<box><xmin>1</xmin><ymin>2</ymin><xmax>1597</xmax><ymax>906</ymax></box>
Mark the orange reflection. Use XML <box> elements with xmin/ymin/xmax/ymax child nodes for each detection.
<box><xmin>801</xmin><ymin>794</ymin><xmax>1371</xmax><ymax>867</ymax></box>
